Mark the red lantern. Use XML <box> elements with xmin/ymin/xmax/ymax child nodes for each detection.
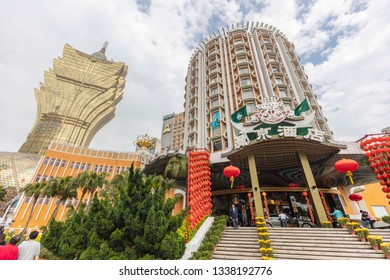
<box><xmin>223</xmin><ymin>165</ymin><xmax>240</xmax><ymax>188</ymax></box>
<box><xmin>349</xmin><ymin>193</ymin><xmax>363</xmax><ymax>201</ymax></box>
<box><xmin>334</xmin><ymin>158</ymin><xmax>359</xmax><ymax>184</ymax></box>
<box><xmin>382</xmin><ymin>187</ymin><xmax>390</xmax><ymax>193</ymax></box>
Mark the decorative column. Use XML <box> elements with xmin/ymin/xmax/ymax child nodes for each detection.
<box><xmin>319</xmin><ymin>191</ymin><xmax>332</xmax><ymax>221</ymax></box>
<box><xmin>248</xmin><ymin>154</ymin><xmax>264</xmax><ymax>217</ymax></box>
<box><xmin>297</xmin><ymin>151</ymin><xmax>328</xmax><ymax>225</ymax></box>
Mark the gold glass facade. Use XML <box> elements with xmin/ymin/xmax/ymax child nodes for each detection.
<box><xmin>19</xmin><ymin>43</ymin><xmax>128</xmax><ymax>154</ymax></box>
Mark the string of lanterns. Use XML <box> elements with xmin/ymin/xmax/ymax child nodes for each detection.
<box><xmin>360</xmin><ymin>134</ymin><xmax>390</xmax><ymax>205</ymax></box>
<box><xmin>247</xmin><ymin>192</ymin><xmax>255</xmax><ymax>226</ymax></box>
<box><xmin>187</xmin><ymin>149</ymin><xmax>212</xmax><ymax>230</ymax></box>
<box><xmin>319</xmin><ymin>191</ymin><xmax>332</xmax><ymax>221</ymax></box>
<box><xmin>302</xmin><ymin>191</ymin><xmax>315</xmax><ymax>223</ymax></box>
<box><xmin>261</xmin><ymin>192</ymin><xmax>270</xmax><ymax>221</ymax></box>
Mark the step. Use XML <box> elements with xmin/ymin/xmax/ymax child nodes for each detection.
<box><xmin>268</xmin><ymin>235</ymin><xmax>362</xmax><ymax>241</ymax></box>
<box><xmin>273</xmin><ymin>253</ymin><xmax>386</xmax><ymax>260</ymax></box>
<box><xmin>212</xmin><ymin>254</ymin><xmax>261</xmax><ymax>260</ymax></box>
<box><xmin>272</xmin><ymin>249</ymin><xmax>384</xmax><ymax>259</ymax></box>
<box><xmin>216</xmin><ymin>244</ymin><xmax>260</xmax><ymax>251</ymax></box>
<box><xmin>270</xmin><ymin>241</ymin><xmax>372</xmax><ymax>248</ymax></box>
<box><xmin>212</xmin><ymin>250</ymin><xmax>261</xmax><ymax>258</ymax></box>
<box><xmin>271</xmin><ymin>245</ymin><xmax>380</xmax><ymax>254</ymax></box>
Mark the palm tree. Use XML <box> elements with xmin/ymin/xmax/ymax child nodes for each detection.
<box><xmin>0</xmin><ymin>185</ymin><xmax>6</xmax><ymax>202</ymax></box>
<box><xmin>164</xmin><ymin>156</ymin><xmax>188</xmax><ymax>181</ymax></box>
<box><xmin>46</xmin><ymin>176</ymin><xmax>78</xmax><ymax>223</ymax></box>
<box><xmin>75</xmin><ymin>171</ymin><xmax>108</xmax><ymax>212</ymax></box>
<box><xmin>20</xmin><ymin>181</ymin><xmax>48</xmax><ymax>235</ymax></box>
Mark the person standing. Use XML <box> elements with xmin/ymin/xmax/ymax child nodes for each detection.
<box><xmin>330</xmin><ymin>206</ymin><xmax>344</xmax><ymax>219</ymax></box>
<box><xmin>0</xmin><ymin>235</ymin><xmax>20</xmax><ymax>260</ymax></box>
<box><xmin>241</xmin><ymin>205</ymin><xmax>248</xmax><ymax>227</ymax></box>
<box><xmin>360</xmin><ymin>210</ymin><xmax>370</xmax><ymax>228</ymax></box>
<box><xmin>18</xmin><ymin>231</ymin><xmax>41</xmax><ymax>260</ymax></box>
<box><xmin>229</xmin><ymin>204</ymin><xmax>239</xmax><ymax>229</ymax></box>
<box><xmin>278</xmin><ymin>211</ymin><xmax>289</xmax><ymax>227</ymax></box>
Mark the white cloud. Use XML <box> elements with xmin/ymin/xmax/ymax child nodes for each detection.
<box><xmin>0</xmin><ymin>0</ymin><xmax>388</xmax><ymax>153</ymax></box>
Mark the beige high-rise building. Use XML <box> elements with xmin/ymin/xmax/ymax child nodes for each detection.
<box><xmin>183</xmin><ymin>22</ymin><xmax>333</xmax><ymax>154</ymax></box>
<box><xmin>160</xmin><ymin>112</ymin><xmax>185</xmax><ymax>152</ymax></box>
<box><xmin>19</xmin><ymin>43</ymin><xmax>128</xmax><ymax>154</ymax></box>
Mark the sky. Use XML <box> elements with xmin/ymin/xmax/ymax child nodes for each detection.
<box><xmin>0</xmin><ymin>0</ymin><xmax>389</xmax><ymax>153</ymax></box>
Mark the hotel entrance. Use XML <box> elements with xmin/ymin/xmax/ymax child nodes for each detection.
<box><xmin>211</xmin><ymin>190</ymin><xmax>343</xmax><ymax>227</ymax></box>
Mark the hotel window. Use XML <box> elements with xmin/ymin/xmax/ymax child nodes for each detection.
<box><xmin>272</xmin><ymin>66</ymin><xmax>279</xmax><ymax>73</ymax></box>
<box><xmin>42</xmin><ymin>175</ymin><xmax>48</xmax><ymax>181</ymax></box>
<box><xmin>239</xmin><ymin>67</ymin><xmax>249</xmax><ymax>74</ymax></box>
<box><xmin>241</xmin><ymin>78</ymin><xmax>251</xmax><ymax>86</ymax></box>
<box><xmin>70</xmin><ymin>162</ymin><xmax>75</xmax><ymax>169</ymax></box>
<box><xmin>61</xmin><ymin>160</ymin><xmax>66</xmax><ymax>167</ymax></box>
<box><xmin>25</xmin><ymin>197</ymin><xmax>31</xmax><ymax>203</ymax></box>
<box><xmin>109</xmin><ymin>166</ymin><xmax>113</xmax><ymax>173</ymax></box>
<box><xmin>211</xmin><ymin>87</ymin><xmax>218</xmax><ymax>96</ymax></box>
<box><xmin>246</xmin><ymin>102</ymin><xmax>257</xmax><ymax>114</ymax></box>
<box><xmin>73</xmin><ymin>199</ymin><xmax>78</xmax><ymax>206</ymax></box>
<box><xmin>237</xmin><ymin>56</ymin><xmax>247</xmax><ymax>64</ymax></box>
<box><xmin>116</xmin><ymin>167</ymin><xmax>121</xmax><ymax>173</ymax></box>
<box><xmin>81</xmin><ymin>163</ymin><xmax>86</xmax><ymax>170</ymax></box>
<box><xmin>279</xmin><ymin>89</ymin><xmax>288</xmax><ymax>97</ymax></box>
<box><xmin>55</xmin><ymin>160</ymin><xmax>60</xmax><ymax>167</ymax></box>
<box><xmin>38</xmin><ymin>198</ymin><xmax>44</xmax><ymax>204</ymax></box>
<box><xmin>43</xmin><ymin>157</ymin><xmax>49</xmax><ymax>164</ymax></box>
<box><xmin>86</xmin><ymin>164</ymin><xmax>91</xmax><ymax>171</ymax></box>
<box><xmin>35</xmin><ymin>175</ymin><xmax>41</xmax><ymax>182</ymax></box>
<box><xmin>242</xmin><ymin>89</ymin><xmax>254</xmax><ymax>99</ymax></box>
<box><xmin>276</xmin><ymin>78</ymin><xmax>283</xmax><ymax>85</ymax></box>
<box><xmin>269</xmin><ymin>56</ymin><xmax>276</xmax><ymax>62</ymax></box>
<box><xmin>94</xmin><ymin>166</ymin><xmax>99</xmax><ymax>172</ymax></box>
<box><xmin>211</xmin><ymin>98</ymin><xmax>219</xmax><ymax>108</ymax></box>
<box><xmin>76</xmin><ymin>162</ymin><xmax>80</xmax><ymax>170</ymax></box>
<box><xmin>49</xmin><ymin>159</ymin><xmax>55</xmax><ymax>165</ymax></box>
<box><xmin>56</xmin><ymin>199</ymin><xmax>60</xmax><ymax>206</ymax></box>
<box><xmin>212</xmin><ymin>139</ymin><xmax>222</xmax><ymax>152</ymax></box>
<box><xmin>212</xmin><ymin>125</ymin><xmax>221</xmax><ymax>136</ymax></box>
<box><xmin>371</xmin><ymin>206</ymin><xmax>389</xmax><ymax>217</ymax></box>
<box><xmin>210</xmin><ymin>66</ymin><xmax>217</xmax><ymax>74</ymax></box>
<box><xmin>104</xmin><ymin>166</ymin><xmax>109</xmax><ymax>172</ymax></box>
<box><xmin>234</xmin><ymin>39</ymin><xmax>243</xmax><ymax>45</ymax></box>
<box><xmin>99</xmin><ymin>166</ymin><xmax>104</xmax><ymax>172</ymax></box>
<box><xmin>45</xmin><ymin>197</ymin><xmax>50</xmax><ymax>204</ymax></box>
<box><xmin>236</xmin><ymin>47</ymin><xmax>245</xmax><ymax>54</ymax></box>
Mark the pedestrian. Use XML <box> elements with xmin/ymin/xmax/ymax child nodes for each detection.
<box><xmin>278</xmin><ymin>211</ymin><xmax>289</xmax><ymax>227</ymax></box>
<box><xmin>330</xmin><ymin>206</ymin><xmax>344</xmax><ymax>219</ymax></box>
<box><xmin>0</xmin><ymin>233</ymin><xmax>6</xmax><ymax>246</ymax></box>
<box><xmin>0</xmin><ymin>235</ymin><xmax>20</xmax><ymax>260</ymax></box>
<box><xmin>18</xmin><ymin>231</ymin><xmax>41</xmax><ymax>260</ymax></box>
<box><xmin>241</xmin><ymin>205</ymin><xmax>248</xmax><ymax>227</ymax></box>
<box><xmin>229</xmin><ymin>204</ymin><xmax>239</xmax><ymax>229</ymax></box>
<box><xmin>360</xmin><ymin>210</ymin><xmax>370</xmax><ymax>228</ymax></box>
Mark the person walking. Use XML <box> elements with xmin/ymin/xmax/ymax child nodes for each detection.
<box><xmin>18</xmin><ymin>231</ymin><xmax>41</xmax><ymax>260</ymax></box>
<box><xmin>0</xmin><ymin>235</ymin><xmax>20</xmax><ymax>260</ymax></box>
<box><xmin>229</xmin><ymin>204</ymin><xmax>239</xmax><ymax>229</ymax></box>
<box><xmin>278</xmin><ymin>211</ymin><xmax>289</xmax><ymax>227</ymax></box>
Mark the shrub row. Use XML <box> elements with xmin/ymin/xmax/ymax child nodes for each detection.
<box><xmin>189</xmin><ymin>215</ymin><xmax>228</xmax><ymax>260</ymax></box>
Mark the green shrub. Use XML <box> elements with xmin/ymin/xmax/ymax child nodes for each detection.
<box><xmin>382</xmin><ymin>216</ymin><xmax>390</xmax><ymax>224</ymax></box>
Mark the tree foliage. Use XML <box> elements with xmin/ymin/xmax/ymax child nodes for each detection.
<box><xmin>41</xmin><ymin>165</ymin><xmax>187</xmax><ymax>259</ymax></box>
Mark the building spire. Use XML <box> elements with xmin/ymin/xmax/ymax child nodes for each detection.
<box><xmin>90</xmin><ymin>41</ymin><xmax>108</xmax><ymax>61</ymax></box>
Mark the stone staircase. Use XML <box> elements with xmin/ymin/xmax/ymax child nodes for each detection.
<box><xmin>212</xmin><ymin>227</ymin><xmax>261</xmax><ymax>260</ymax></box>
<box><xmin>369</xmin><ymin>229</ymin><xmax>390</xmax><ymax>243</ymax></box>
<box><xmin>269</xmin><ymin>228</ymin><xmax>386</xmax><ymax>260</ymax></box>
<box><xmin>212</xmin><ymin>227</ymin><xmax>389</xmax><ymax>260</ymax></box>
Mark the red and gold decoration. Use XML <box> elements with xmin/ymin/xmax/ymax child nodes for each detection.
<box><xmin>261</xmin><ymin>192</ymin><xmax>270</xmax><ymax>221</ymax></box>
<box><xmin>223</xmin><ymin>165</ymin><xmax>240</xmax><ymax>188</ymax></box>
<box><xmin>348</xmin><ymin>193</ymin><xmax>363</xmax><ymax>202</ymax></box>
<box><xmin>319</xmin><ymin>191</ymin><xmax>332</xmax><ymax>221</ymax></box>
<box><xmin>288</xmin><ymin>183</ymin><xmax>300</xmax><ymax>189</ymax></box>
<box><xmin>360</xmin><ymin>134</ymin><xmax>390</xmax><ymax>204</ymax></box>
<box><xmin>302</xmin><ymin>191</ymin><xmax>315</xmax><ymax>223</ymax></box>
<box><xmin>187</xmin><ymin>149</ymin><xmax>212</xmax><ymax>234</ymax></box>
<box><xmin>334</xmin><ymin>158</ymin><xmax>359</xmax><ymax>184</ymax></box>
<box><xmin>248</xmin><ymin>192</ymin><xmax>255</xmax><ymax>225</ymax></box>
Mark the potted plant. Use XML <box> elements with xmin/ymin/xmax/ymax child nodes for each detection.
<box><xmin>321</xmin><ymin>221</ymin><xmax>332</xmax><ymax>228</ymax></box>
<box><xmin>337</xmin><ymin>217</ymin><xmax>350</xmax><ymax>228</ymax></box>
<box><xmin>380</xmin><ymin>243</ymin><xmax>390</xmax><ymax>259</ymax></box>
<box><xmin>260</xmin><ymin>247</ymin><xmax>274</xmax><ymax>258</ymax></box>
<box><xmin>346</xmin><ymin>221</ymin><xmax>360</xmax><ymax>234</ymax></box>
<box><xmin>355</xmin><ymin>228</ymin><xmax>369</xmax><ymax>241</ymax></box>
<box><xmin>258</xmin><ymin>239</ymin><xmax>271</xmax><ymax>248</ymax></box>
<box><xmin>367</xmin><ymin>235</ymin><xmax>383</xmax><ymax>250</ymax></box>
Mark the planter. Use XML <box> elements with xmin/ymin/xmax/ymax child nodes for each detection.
<box><xmin>372</xmin><ymin>245</ymin><xmax>379</xmax><ymax>250</ymax></box>
<box><xmin>341</xmin><ymin>225</ymin><xmax>346</xmax><ymax>229</ymax></box>
<box><xmin>359</xmin><ymin>237</ymin><xmax>366</xmax><ymax>242</ymax></box>
<box><xmin>386</xmin><ymin>255</ymin><xmax>390</xmax><ymax>260</ymax></box>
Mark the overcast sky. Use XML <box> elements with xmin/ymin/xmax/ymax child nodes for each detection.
<box><xmin>0</xmin><ymin>0</ymin><xmax>389</xmax><ymax>153</ymax></box>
